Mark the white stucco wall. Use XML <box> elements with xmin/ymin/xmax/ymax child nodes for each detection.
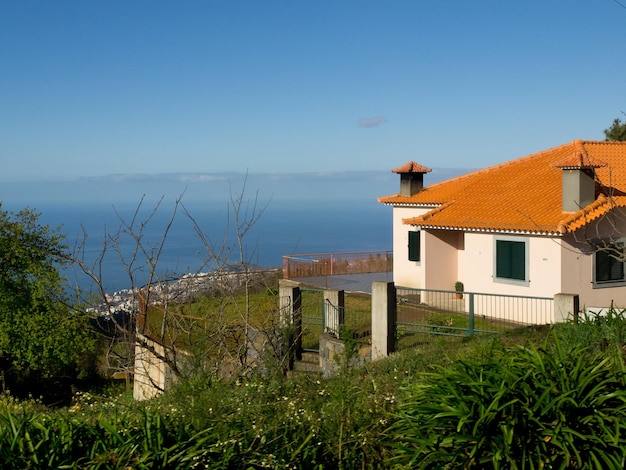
<box><xmin>458</xmin><ymin>233</ymin><xmax>561</xmax><ymax>298</ymax></box>
<box><xmin>391</xmin><ymin>203</ymin><xmax>562</xmax><ymax>297</ymax></box>
<box><xmin>391</xmin><ymin>206</ymin><xmax>430</xmax><ymax>288</ymax></box>
<box><xmin>133</xmin><ymin>335</ymin><xmax>168</xmax><ymax>401</ymax></box>
<box><xmin>423</xmin><ymin>230</ymin><xmax>461</xmax><ymax>291</ymax></box>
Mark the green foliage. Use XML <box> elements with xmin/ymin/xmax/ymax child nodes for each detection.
<box><xmin>0</xmin><ymin>344</ymin><xmax>426</xmax><ymax>469</ymax></box>
<box><xmin>154</xmin><ymin>372</ymin><xmax>394</xmax><ymax>468</ymax></box>
<box><xmin>389</xmin><ymin>329</ymin><xmax>626</xmax><ymax>469</ymax></box>
<box><xmin>558</xmin><ymin>305</ymin><xmax>626</xmax><ymax>356</ymax></box>
<box><xmin>0</xmin><ymin>373</ymin><xmax>395</xmax><ymax>468</ymax></box>
<box><xmin>604</xmin><ymin>117</ymin><xmax>626</xmax><ymax>141</ymax></box>
<box><xmin>337</xmin><ymin>325</ymin><xmax>358</xmax><ymax>367</ymax></box>
<box><xmin>5</xmin><ymin>309</ymin><xmax>626</xmax><ymax>467</ymax></box>
<box><xmin>0</xmin><ymin>403</ymin><xmax>201</xmax><ymax>469</ymax></box>
<box><xmin>0</xmin><ymin>204</ymin><xmax>93</xmax><ymax>393</ymax></box>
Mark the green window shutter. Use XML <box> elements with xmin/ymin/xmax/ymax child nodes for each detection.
<box><xmin>496</xmin><ymin>240</ymin><xmax>512</xmax><ymax>278</ymax></box>
<box><xmin>408</xmin><ymin>231</ymin><xmax>420</xmax><ymax>261</ymax></box>
<box><xmin>496</xmin><ymin>240</ymin><xmax>525</xmax><ymax>281</ymax></box>
<box><xmin>510</xmin><ymin>242</ymin><xmax>525</xmax><ymax>280</ymax></box>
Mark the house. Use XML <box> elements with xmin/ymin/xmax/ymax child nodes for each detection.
<box><xmin>378</xmin><ymin>140</ymin><xmax>626</xmax><ymax>316</ymax></box>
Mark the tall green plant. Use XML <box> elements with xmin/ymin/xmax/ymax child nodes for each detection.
<box><xmin>559</xmin><ymin>305</ymin><xmax>626</xmax><ymax>356</ymax></box>
<box><xmin>389</xmin><ymin>331</ymin><xmax>626</xmax><ymax>469</ymax></box>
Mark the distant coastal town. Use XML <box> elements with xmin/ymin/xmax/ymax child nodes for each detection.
<box><xmin>88</xmin><ymin>268</ymin><xmax>280</xmax><ymax>316</ymax></box>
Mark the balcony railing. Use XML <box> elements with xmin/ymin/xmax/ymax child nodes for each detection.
<box><xmin>282</xmin><ymin>250</ymin><xmax>393</xmax><ymax>279</ymax></box>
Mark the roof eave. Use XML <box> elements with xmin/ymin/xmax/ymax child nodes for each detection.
<box><xmin>378</xmin><ymin>198</ymin><xmax>442</xmax><ymax>208</ymax></box>
<box><xmin>556</xmin><ymin>194</ymin><xmax>626</xmax><ymax>234</ymax></box>
<box><xmin>403</xmin><ymin>221</ymin><xmax>563</xmax><ymax>237</ymax></box>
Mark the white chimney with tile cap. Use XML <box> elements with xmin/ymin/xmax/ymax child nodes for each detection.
<box><xmin>392</xmin><ymin>161</ymin><xmax>432</xmax><ymax>197</ymax></box>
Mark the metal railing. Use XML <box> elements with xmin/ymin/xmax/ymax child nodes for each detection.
<box><xmin>395</xmin><ymin>287</ymin><xmax>554</xmax><ymax>350</ymax></box>
<box><xmin>283</xmin><ymin>250</ymin><xmax>392</xmax><ymax>279</ymax></box>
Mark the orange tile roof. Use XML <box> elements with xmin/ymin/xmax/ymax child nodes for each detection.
<box><xmin>552</xmin><ymin>140</ymin><xmax>608</xmax><ymax>169</ymax></box>
<box><xmin>378</xmin><ymin>140</ymin><xmax>626</xmax><ymax>235</ymax></box>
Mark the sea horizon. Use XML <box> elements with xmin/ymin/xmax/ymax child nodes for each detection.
<box><xmin>26</xmin><ymin>197</ymin><xmax>393</xmax><ymax>294</ymax></box>
<box><xmin>2</xmin><ymin>168</ymin><xmax>469</xmax><ymax>293</ymax></box>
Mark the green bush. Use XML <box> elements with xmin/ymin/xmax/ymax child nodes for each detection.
<box><xmin>388</xmin><ymin>331</ymin><xmax>626</xmax><ymax>469</ymax></box>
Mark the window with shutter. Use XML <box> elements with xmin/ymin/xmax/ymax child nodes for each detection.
<box><xmin>408</xmin><ymin>231</ymin><xmax>420</xmax><ymax>262</ymax></box>
<box><xmin>494</xmin><ymin>237</ymin><xmax>528</xmax><ymax>284</ymax></box>
<box><xmin>594</xmin><ymin>243</ymin><xmax>625</xmax><ymax>285</ymax></box>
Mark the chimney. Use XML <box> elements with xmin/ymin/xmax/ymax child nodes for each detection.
<box><xmin>553</xmin><ymin>141</ymin><xmax>606</xmax><ymax>212</ymax></box>
<box><xmin>392</xmin><ymin>161</ymin><xmax>432</xmax><ymax>197</ymax></box>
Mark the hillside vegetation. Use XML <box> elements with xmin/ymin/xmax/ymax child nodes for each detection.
<box><xmin>1</xmin><ymin>305</ymin><xmax>626</xmax><ymax>469</ymax></box>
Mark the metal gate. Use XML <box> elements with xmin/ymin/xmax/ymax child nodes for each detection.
<box><xmin>324</xmin><ymin>298</ymin><xmax>343</xmax><ymax>338</ymax></box>
<box><xmin>301</xmin><ymin>288</ymin><xmax>324</xmax><ymax>352</ymax></box>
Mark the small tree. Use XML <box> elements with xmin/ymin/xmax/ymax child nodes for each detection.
<box><xmin>0</xmin><ymin>204</ymin><xmax>94</xmax><ymax>397</ymax></box>
<box><xmin>185</xmin><ymin>172</ymin><xmax>273</xmax><ymax>371</ymax></box>
<box><xmin>604</xmin><ymin>114</ymin><xmax>626</xmax><ymax>141</ymax></box>
<box><xmin>71</xmin><ymin>195</ymin><xmax>187</xmax><ymax>390</ymax></box>
<box><xmin>72</xmin><ymin>178</ymin><xmax>287</xmax><ymax>397</ymax></box>
<box><xmin>569</xmin><ymin>129</ymin><xmax>626</xmax><ymax>276</ymax></box>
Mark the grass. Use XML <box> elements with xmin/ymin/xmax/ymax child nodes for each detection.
<box><xmin>141</xmin><ymin>282</ymin><xmax>371</xmax><ymax>351</ymax></box>
<box><xmin>396</xmin><ymin>299</ymin><xmax>522</xmax><ymax>351</ymax></box>
<box><xmin>140</xmin><ymin>286</ymin><xmax>280</xmax><ymax>351</ymax></box>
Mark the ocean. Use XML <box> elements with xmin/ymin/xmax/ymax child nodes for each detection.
<box><xmin>30</xmin><ymin>198</ymin><xmax>392</xmax><ymax>293</ymax></box>
<box><xmin>3</xmin><ymin>168</ymin><xmax>468</xmax><ymax>294</ymax></box>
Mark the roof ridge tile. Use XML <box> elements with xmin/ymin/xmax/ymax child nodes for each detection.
<box><xmin>391</xmin><ymin>161</ymin><xmax>432</xmax><ymax>174</ymax></box>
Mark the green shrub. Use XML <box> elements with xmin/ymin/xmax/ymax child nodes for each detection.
<box><xmin>6</xmin><ymin>316</ymin><xmax>625</xmax><ymax>469</ymax></box>
<box><xmin>156</xmin><ymin>372</ymin><xmax>393</xmax><ymax>469</ymax></box>
<box><xmin>388</xmin><ymin>331</ymin><xmax>626</xmax><ymax>469</ymax></box>
<box><xmin>559</xmin><ymin>305</ymin><xmax>626</xmax><ymax>356</ymax></box>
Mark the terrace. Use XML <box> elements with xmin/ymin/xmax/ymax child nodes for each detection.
<box><xmin>282</xmin><ymin>250</ymin><xmax>393</xmax><ymax>293</ymax></box>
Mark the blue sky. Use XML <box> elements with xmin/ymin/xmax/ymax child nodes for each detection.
<box><xmin>1</xmin><ymin>0</ymin><xmax>625</xmax><ymax>183</ymax></box>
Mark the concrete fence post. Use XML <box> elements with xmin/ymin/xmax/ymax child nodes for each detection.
<box><xmin>554</xmin><ymin>293</ymin><xmax>580</xmax><ymax>323</ymax></box>
<box><xmin>279</xmin><ymin>279</ymin><xmax>302</xmax><ymax>361</ymax></box>
<box><xmin>371</xmin><ymin>281</ymin><xmax>397</xmax><ymax>360</ymax></box>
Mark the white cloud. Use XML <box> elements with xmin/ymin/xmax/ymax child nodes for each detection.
<box><xmin>84</xmin><ymin>173</ymin><xmax>235</xmax><ymax>183</ymax></box>
<box><xmin>357</xmin><ymin>116</ymin><xmax>388</xmax><ymax>128</ymax></box>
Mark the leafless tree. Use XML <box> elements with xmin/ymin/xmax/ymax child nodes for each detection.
<box><xmin>559</xmin><ymin>159</ymin><xmax>626</xmax><ymax>278</ymax></box>
<box><xmin>68</xmin><ymin>194</ymin><xmax>187</xmax><ymax>390</ymax></box>
<box><xmin>182</xmin><ymin>172</ymin><xmax>279</xmax><ymax>375</ymax></box>
<box><xmin>68</xmin><ymin>179</ymin><xmax>293</xmax><ymax>397</ymax></box>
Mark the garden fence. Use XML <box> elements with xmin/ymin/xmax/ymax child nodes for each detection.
<box><xmin>395</xmin><ymin>286</ymin><xmax>554</xmax><ymax>350</ymax></box>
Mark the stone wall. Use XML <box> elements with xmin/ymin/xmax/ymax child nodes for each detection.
<box><xmin>319</xmin><ymin>333</ymin><xmax>371</xmax><ymax>378</ymax></box>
